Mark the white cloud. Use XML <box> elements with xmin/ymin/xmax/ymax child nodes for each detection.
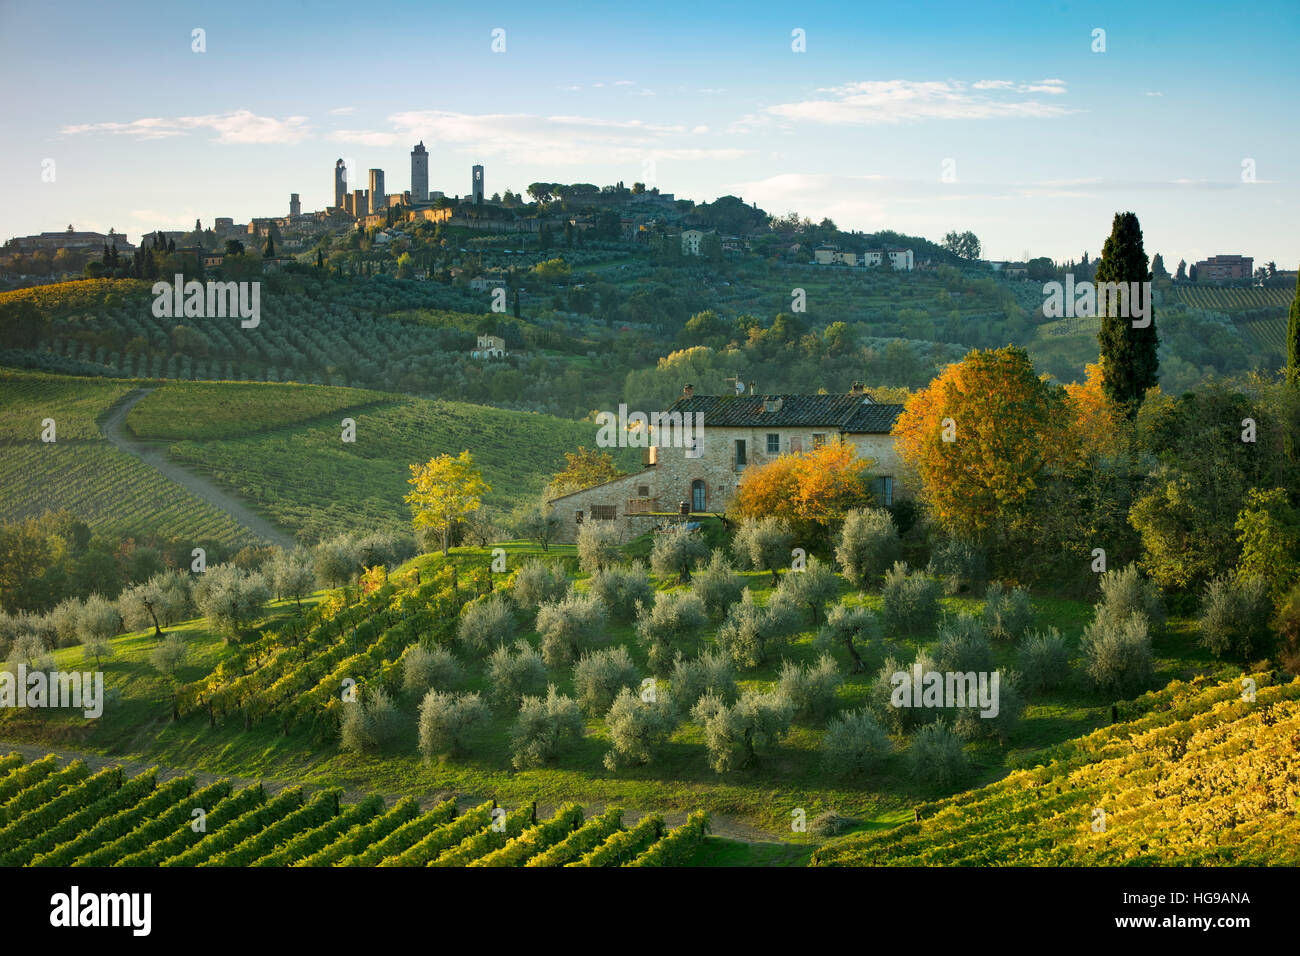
<box><xmin>61</xmin><ymin>109</ymin><xmax>311</xmax><ymax>144</ymax></box>
<box><xmin>327</xmin><ymin>129</ymin><xmax>401</xmax><ymax>147</ymax></box>
<box><xmin>330</xmin><ymin>106</ymin><xmax>356</xmax><ymax>114</ymax></box>
<box><xmin>382</xmin><ymin>110</ymin><xmax>746</xmax><ymax>165</ymax></box>
<box><xmin>763</xmin><ymin>79</ymin><xmax>1073</xmax><ymax>126</ymax></box>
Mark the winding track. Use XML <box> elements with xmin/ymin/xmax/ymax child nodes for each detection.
<box><xmin>98</xmin><ymin>388</ymin><xmax>296</xmax><ymax>550</ymax></box>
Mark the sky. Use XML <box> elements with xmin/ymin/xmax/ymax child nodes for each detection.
<box><xmin>1</xmin><ymin>0</ymin><xmax>1297</xmax><ymax>266</ymax></box>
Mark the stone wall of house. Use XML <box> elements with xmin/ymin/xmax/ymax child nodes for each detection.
<box><xmin>548</xmin><ymin>425</ymin><xmax>907</xmax><ymax>543</ymax></box>
<box><xmin>550</xmin><ymin>471</ymin><xmax>648</xmax><ymax>544</ymax></box>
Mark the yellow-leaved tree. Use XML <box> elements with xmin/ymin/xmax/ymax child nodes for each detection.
<box><xmin>733</xmin><ymin>441</ymin><xmax>875</xmax><ymax>537</ymax></box>
<box><xmin>406</xmin><ymin>451</ymin><xmax>491</xmax><ymax>556</ymax></box>
<box><xmin>892</xmin><ymin>346</ymin><xmax>1077</xmax><ymax>556</ymax></box>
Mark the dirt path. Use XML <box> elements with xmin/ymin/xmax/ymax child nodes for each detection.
<box><xmin>99</xmin><ymin>389</ymin><xmax>296</xmax><ymax>549</ymax></box>
<box><xmin>0</xmin><ymin>738</ymin><xmax>779</xmax><ymax>848</ymax></box>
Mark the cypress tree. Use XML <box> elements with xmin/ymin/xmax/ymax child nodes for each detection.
<box><xmin>1095</xmin><ymin>211</ymin><xmax>1158</xmax><ymax>416</ymax></box>
<box><xmin>1287</xmin><ymin>265</ymin><xmax>1300</xmax><ymax>387</ymax></box>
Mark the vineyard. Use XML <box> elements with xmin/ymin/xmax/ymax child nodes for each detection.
<box><xmin>0</xmin><ymin>371</ymin><xmax>251</xmax><ymax>544</ymax></box>
<box><xmin>153</xmin><ymin>385</ymin><xmax>638</xmax><ymax>540</ymax></box>
<box><xmin>174</xmin><ymin>564</ymin><xmax>469</xmax><ymax>734</ymax></box>
<box><xmin>0</xmin><ymin>371</ymin><xmax>634</xmax><ymax>545</ymax></box>
<box><xmin>811</xmin><ymin>672</ymin><xmax>1300</xmax><ymax>866</ymax></box>
<box><xmin>0</xmin><ymin>751</ymin><xmax>710</xmax><ymax>867</ymax></box>
<box><xmin>124</xmin><ymin>380</ymin><xmax>392</xmax><ymax>441</ymax></box>
<box><xmin>1167</xmin><ymin>285</ymin><xmax>1293</xmax><ymax>312</ymax></box>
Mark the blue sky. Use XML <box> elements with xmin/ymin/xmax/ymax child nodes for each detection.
<box><xmin>2</xmin><ymin>0</ymin><xmax>1297</xmax><ymax>265</ymax></box>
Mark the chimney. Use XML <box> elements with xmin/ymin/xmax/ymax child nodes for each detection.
<box><xmin>682</xmin><ymin>383</ymin><xmax>694</xmax><ymax>398</ymax></box>
<box><xmin>850</xmin><ymin>382</ymin><xmax>865</xmax><ymax>397</ymax></box>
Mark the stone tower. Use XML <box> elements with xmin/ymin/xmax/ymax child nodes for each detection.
<box><xmin>411</xmin><ymin>142</ymin><xmax>429</xmax><ymax>203</ymax></box>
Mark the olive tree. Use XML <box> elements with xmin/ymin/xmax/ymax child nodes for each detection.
<box><xmin>732</xmin><ymin>516</ymin><xmax>794</xmax><ymax>586</ymax></box>
<box><xmin>650</xmin><ymin>526</ymin><xmax>708</xmax><ymax>584</ymax></box>
<box><xmin>572</xmin><ymin>645</ymin><xmax>639</xmax><ymax>716</ymax></box>
<box><xmin>536</xmin><ymin>591</ymin><xmax>608</xmax><ymax>668</ymax></box>
<box><xmin>603</xmin><ymin>688</ymin><xmax>679</xmax><ymax>770</ymax></box>
<box><xmin>835</xmin><ymin>508</ymin><xmax>900</xmax><ymax>588</ymax></box>
<box><xmin>417</xmin><ymin>690</ymin><xmax>490</xmax><ymax>758</ymax></box>
<box><xmin>509</xmin><ymin>685</ymin><xmax>585</xmax><ymax>769</ymax></box>
<box><xmin>635</xmin><ymin>590</ymin><xmax>707</xmax><ymax>673</ymax></box>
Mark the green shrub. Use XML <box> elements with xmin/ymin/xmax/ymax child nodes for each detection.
<box><xmin>511</xmin><ymin>559</ymin><xmax>568</xmax><ymax>610</ymax></box>
<box><xmin>510</xmin><ymin>685</ymin><xmax>585</xmax><ymax>769</ymax></box>
<box><xmin>691</xmin><ymin>549</ymin><xmax>744</xmax><ymax>617</ymax></box>
<box><xmin>982</xmin><ymin>582</ymin><xmax>1034</xmax><ymax>641</ymax></box>
<box><xmin>772</xmin><ymin>555</ymin><xmax>841</xmax><ymax>623</ymax></box>
<box><xmin>1097</xmin><ymin>563</ymin><xmax>1166</xmax><ymax>631</ymax></box>
<box><xmin>776</xmin><ymin>653</ymin><xmax>842</xmax><ymax>721</ymax></box>
<box><xmin>486</xmin><ymin>639</ymin><xmax>548</xmax><ymax>712</ymax></box>
<box><xmin>577</xmin><ymin>522</ymin><xmax>623</xmax><ymax>573</ymax></box>
<box><xmin>1016</xmin><ymin>627</ymin><xmax>1070</xmax><ymax>694</ymax></box>
<box><xmin>907</xmin><ymin>719</ymin><xmax>969</xmax><ymax>787</ymax></box>
<box><xmin>572</xmin><ymin>645</ymin><xmax>639</xmax><ymax>716</ymax></box>
<box><xmin>693</xmin><ymin>690</ymin><xmax>793</xmax><ymax>773</ymax></box>
<box><xmin>635</xmin><ymin>589</ymin><xmax>707</xmax><ymax>673</ymax></box>
<box><xmin>932</xmin><ymin>614</ymin><xmax>993</xmax><ymax>673</ymax></box>
<box><xmin>835</xmin><ymin>508</ymin><xmax>900</xmax><ymax>588</ymax></box>
<box><xmin>881</xmin><ymin>562</ymin><xmax>940</xmax><ymax>635</ymax></box>
<box><xmin>457</xmin><ymin>593</ymin><xmax>517</xmax><ymax>656</ymax></box>
<box><xmin>586</xmin><ymin>562</ymin><xmax>653</xmax><ymax>622</ymax></box>
<box><xmin>402</xmin><ymin>643</ymin><xmax>463</xmax><ymax>696</ymax></box>
<box><xmin>1198</xmin><ymin>574</ymin><xmax>1273</xmax><ymax>659</ymax></box>
<box><xmin>603</xmin><ymin>688</ymin><xmax>679</xmax><ymax>770</ymax></box>
<box><xmin>417</xmin><ymin>690</ymin><xmax>489</xmax><ymax>758</ymax></box>
<box><xmin>650</xmin><ymin>526</ymin><xmax>708</xmax><ymax>583</ymax></box>
<box><xmin>1080</xmin><ymin>611</ymin><xmax>1152</xmax><ymax>697</ymax></box>
<box><xmin>926</xmin><ymin>538</ymin><xmax>987</xmax><ymax>596</ymax></box>
<box><xmin>731</xmin><ymin>516</ymin><xmax>793</xmax><ymax>585</ymax></box>
<box><xmin>536</xmin><ymin>591</ymin><xmax>608</xmax><ymax>668</ymax></box>
<box><xmin>821</xmin><ymin>708</ymin><xmax>893</xmax><ymax>775</ymax></box>
<box><xmin>668</xmin><ymin>649</ymin><xmax>737</xmax><ymax>712</ymax></box>
<box><xmin>814</xmin><ymin>602</ymin><xmax>878</xmax><ymax>674</ymax></box>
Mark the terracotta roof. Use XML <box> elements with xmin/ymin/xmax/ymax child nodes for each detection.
<box><xmin>662</xmin><ymin>394</ymin><xmax>902</xmax><ymax>433</ymax></box>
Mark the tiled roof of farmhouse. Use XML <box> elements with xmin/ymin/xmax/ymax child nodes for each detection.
<box><xmin>663</xmin><ymin>393</ymin><xmax>903</xmax><ymax>433</ymax></box>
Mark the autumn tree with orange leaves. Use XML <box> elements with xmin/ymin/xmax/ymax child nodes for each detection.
<box><xmin>1064</xmin><ymin>362</ymin><xmax>1130</xmax><ymax>460</ymax></box>
<box><xmin>732</xmin><ymin>442</ymin><xmax>877</xmax><ymax>538</ymax></box>
<box><xmin>892</xmin><ymin>347</ymin><xmax>1078</xmax><ymax>560</ymax></box>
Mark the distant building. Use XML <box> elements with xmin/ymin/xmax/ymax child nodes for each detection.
<box><xmin>334</xmin><ymin>159</ymin><xmax>347</xmax><ymax>209</ymax></box>
<box><xmin>471</xmin><ymin>164</ymin><xmax>485</xmax><ymax>203</ymax></box>
<box><xmin>469</xmin><ymin>276</ymin><xmax>506</xmax><ymax>293</ymax></box>
<box><xmin>351</xmin><ymin>189</ymin><xmax>368</xmax><ymax>220</ymax></box>
<box><xmin>7</xmin><ymin>225</ymin><xmax>135</xmax><ymax>253</ymax></box>
<box><xmin>368</xmin><ymin>170</ymin><xmax>385</xmax><ymax>215</ymax></box>
<box><xmin>1194</xmin><ymin>254</ymin><xmax>1254</xmax><ymax>283</ymax></box>
<box><xmin>411</xmin><ymin>142</ymin><xmax>429</xmax><ymax>203</ymax></box>
<box><xmin>548</xmin><ymin>383</ymin><xmax>906</xmax><ymax>544</ymax></box>
<box><xmin>471</xmin><ymin>334</ymin><xmax>508</xmax><ymax>358</ymax></box>
<box><xmin>864</xmin><ymin>248</ymin><xmax>915</xmax><ymax>271</ymax></box>
<box><xmin>289</xmin><ymin>193</ymin><xmax>301</xmax><ymax>217</ymax></box>
<box><xmin>681</xmin><ymin>229</ymin><xmax>707</xmax><ymax>256</ymax></box>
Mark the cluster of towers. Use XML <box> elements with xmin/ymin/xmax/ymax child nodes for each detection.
<box><xmin>332</xmin><ymin>146</ymin><xmax>485</xmax><ymax>218</ymax></box>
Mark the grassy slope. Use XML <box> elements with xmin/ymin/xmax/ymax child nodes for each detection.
<box><xmin>0</xmin><ymin>543</ymin><xmax>1238</xmax><ymax>855</ymax></box>
<box><xmin>0</xmin><ymin>372</ymin><xmax>637</xmax><ymax>545</ymax></box>
<box><xmin>0</xmin><ymin>371</ymin><xmax>250</xmax><ymax>544</ymax></box>
<box><xmin>136</xmin><ymin>383</ymin><xmax>638</xmax><ymax>541</ymax></box>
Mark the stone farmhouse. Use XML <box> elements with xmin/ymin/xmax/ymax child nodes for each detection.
<box><xmin>550</xmin><ymin>383</ymin><xmax>905</xmax><ymax>543</ymax></box>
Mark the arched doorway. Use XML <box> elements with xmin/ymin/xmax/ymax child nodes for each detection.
<box><xmin>691</xmin><ymin>479</ymin><xmax>706</xmax><ymax>512</ymax></box>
